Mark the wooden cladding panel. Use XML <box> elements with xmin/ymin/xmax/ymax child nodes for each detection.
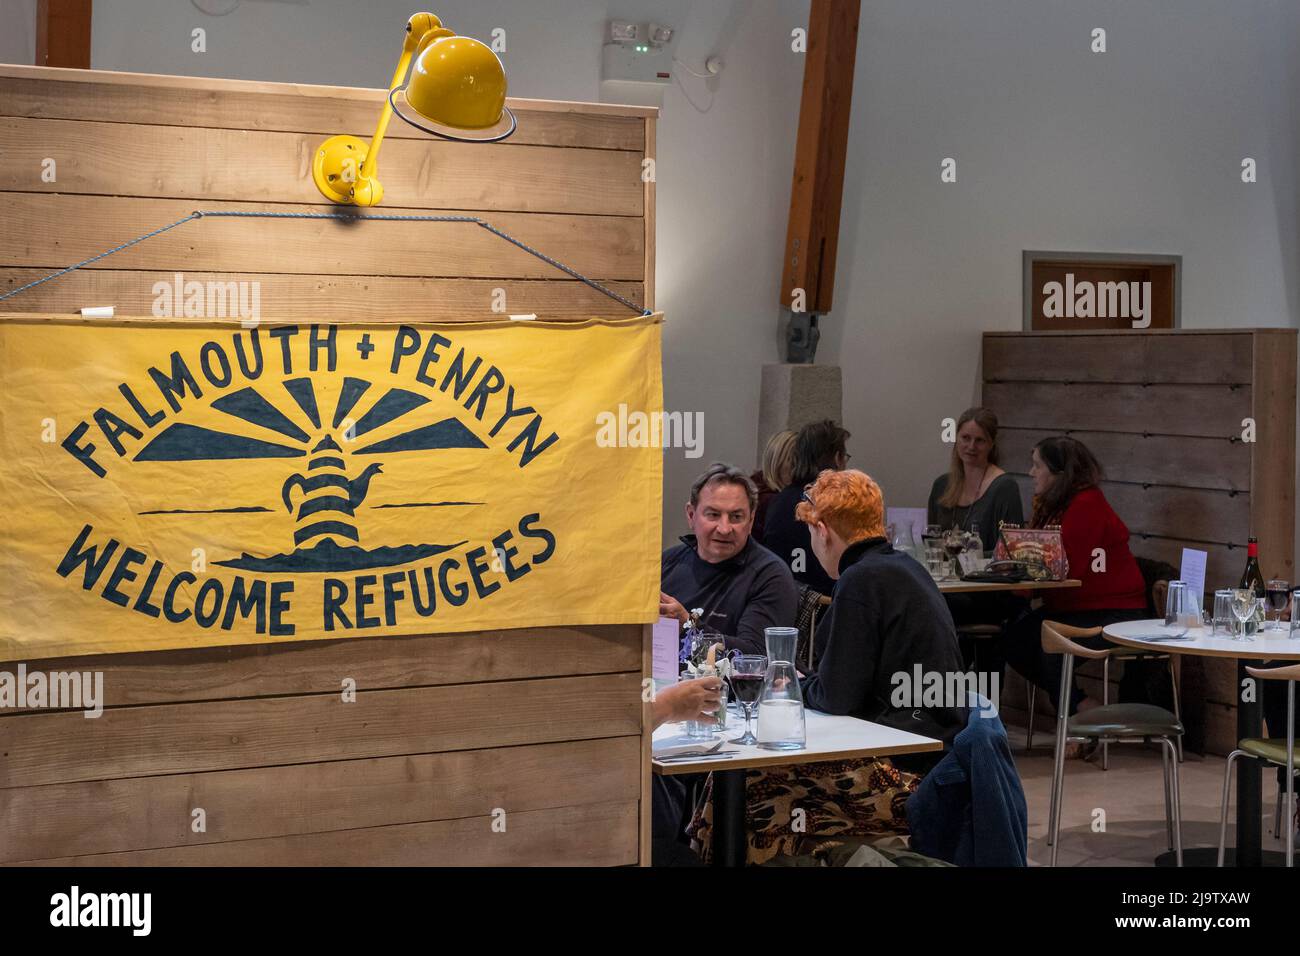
<box><xmin>0</xmin><ymin>673</ymin><xmax>642</xmax><ymax>788</ymax></box>
<box><xmin>0</xmin><ymin>118</ymin><xmax>644</xmax><ymax>217</ymax></box>
<box><xmin>984</xmin><ymin>332</ymin><xmax>1251</xmax><ymax>385</ymax></box>
<box><xmin>1250</xmin><ymin>330</ymin><xmax>1298</xmax><ymax>582</ymax></box>
<box><xmin>997</xmin><ymin>428</ymin><xmax>1250</xmax><ymax>493</ymax></box>
<box><xmin>3</xmin><ymin>624</ymin><xmax>642</xmax><ymax>713</ymax></box>
<box><xmin>0</xmin><ymin>737</ymin><xmax>638</xmax><ymax>863</ymax></box>
<box><xmin>982</xmin><ymin>382</ymin><xmax>1251</xmax><ymax>438</ymax></box>
<box><xmin>983</xmin><ymin>329</ymin><xmax>1298</xmax><ymax>757</ymax></box>
<box><xmin>0</xmin><ymin>65</ymin><xmax>657</xmax><ymax>864</ymax></box>
<box><xmin>0</xmin><ymin>269</ymin><xmax>646</xmax><ymax>320</ymax></box>
<box><xmin>0</xmin><ymin>194</ymin><xmax>644</xmax><ymax>281</ymax></box>
<box><xmin>15</xmin><ymin>800</ymin><xmax>640</xmax><ymax>867</ymax></box>
<box><xmin>0</xmin><ymin>70</ymin><xmax>648</xmax><ymax>151</ymax></box>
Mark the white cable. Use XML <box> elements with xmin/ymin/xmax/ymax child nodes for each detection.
<box><xmin>673</xmin><ymin>57</ymin><xmax>716</xmax><ymax>79</ymax></box>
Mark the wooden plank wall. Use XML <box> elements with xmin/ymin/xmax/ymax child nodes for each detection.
<box><xmin>0</xmin><ymin>65</ymin><xmax>659</xmax><ymax>865</ymax></box>
<box><xmin>983</xmin><ymin>329</ymin><xmax>1297</xmax><ymax>753</ymax></box>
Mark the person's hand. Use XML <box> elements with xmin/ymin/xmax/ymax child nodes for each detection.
<box><xmin>652</xmin><ymin>676</ymin><xmax>724</xmax><ymax>729</ymax></box>
<box><xmin>659</xmin><ymin>592</ymin><xmax>689</xmax><ymax>624</ymax></box>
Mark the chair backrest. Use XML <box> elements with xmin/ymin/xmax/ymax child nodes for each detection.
<box><xmin>1135</xmin><ymin>554</ymin><xmax>1178</xmax><ymax>617</ymax></box>
<box><xmin>1245</xmin><ymin>662</ymin><xmax>1300</xmax><ymax>682</ymax></box>
<box><xmin>1152</xmin><ymin>580</ymin><xmax>1168</xmax><ymax>618</ymax></box>
<box><xmin>794</xmin><ymin>585</ymin><xmax>831</xmax><ymax>671</ymax></box>
<box><xmin>1040</xmin><ymin>620</ymin><xmax>1108</xmax><ymax>659</ymax></box>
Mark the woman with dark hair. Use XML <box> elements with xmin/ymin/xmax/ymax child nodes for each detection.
<box><xmin>1002</xmin><ymin>436</ymin><xmax>1147</xmax><ymax>723</ymax></box>
<box><xmin>927</xmin><ymin>407</ymin><xmax>1023</xmax><ymax>552</ymax></box>
<box><xmin>760</xmin><ymin>420</ymin><xmax>851</xmax><ymax>595</ymax></box>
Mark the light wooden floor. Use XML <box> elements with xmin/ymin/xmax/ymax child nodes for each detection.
<box><xmin>1010</xmin><ymin>723</ymin><xmax>1294</xmax><ymax>866</ymax></box>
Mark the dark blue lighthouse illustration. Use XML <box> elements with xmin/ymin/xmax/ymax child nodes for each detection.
<box><xmin>281</xmin><ymin>435</ymin><xmax>384</xmax><ymax>549</ymax></box>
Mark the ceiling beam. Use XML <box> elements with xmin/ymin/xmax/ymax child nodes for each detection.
<box><xmin>781</xmin><ymin>0</ymin><xmax>861</xmax><ymax>318</ymax></box>
<box><xmin>36</xmin><ymin>0</ymin><xmax>93</xmax><ymax>69</ymax></box>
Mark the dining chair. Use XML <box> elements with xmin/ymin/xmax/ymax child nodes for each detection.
<box><xmin>1042</xmin><ymin>620</ymin><xmax>1184</xmax><ymax>867</ymax></box>
<box><xmin>1096</xmin><ymin>576</ymin><xmax>1182</xmax><ymax>769</ymax></box>
<box><xmin>1216</xmin><ymin>662</ymin><xmax>1300</xmax><ymax>868</ymax></box>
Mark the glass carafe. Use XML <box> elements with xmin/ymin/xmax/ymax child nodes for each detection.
<box><xmin>757</xmin><ymin>627</ymin><xmax>806</xmax><ymax>750</ymax></box>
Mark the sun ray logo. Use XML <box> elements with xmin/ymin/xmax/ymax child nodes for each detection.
<box><xmin>131</xmin><ymin>371</ymin><xmax>490</xmax><ymax>571</ymax></box>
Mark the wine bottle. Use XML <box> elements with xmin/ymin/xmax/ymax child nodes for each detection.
<box><xmin>1239</xmin><ymin>537</ymin><xmax>1266</xmax><ymax>632</ymax></box>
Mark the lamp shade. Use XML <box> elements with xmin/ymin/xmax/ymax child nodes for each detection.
<box><xmin>392</xmin><ymin>35</ymin><xmax>516</xmax><ymax>142</ymax></box>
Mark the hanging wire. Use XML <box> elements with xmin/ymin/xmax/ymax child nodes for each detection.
<box><xmin>0</xmin><ymin>209</ymin><xmax>651</xmax><ymax>317</ymax></box>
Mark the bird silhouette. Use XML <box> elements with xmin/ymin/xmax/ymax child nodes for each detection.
<box><xmin>346</xmin><ymin>463</ymin><xmax>383</xmax><ymax>509</ymax></box>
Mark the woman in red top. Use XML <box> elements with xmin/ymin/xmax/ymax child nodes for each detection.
<box><xmin>1003</xmin><ymin>437</ymin><xmax>1147</xmax><ymax>717</ymax></box>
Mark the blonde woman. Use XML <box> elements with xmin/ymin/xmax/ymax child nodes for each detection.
<box><xmin>926</xmin><ymin>407</ymin><xmax>1023</xmax><ymax>552</ymax></box>
<box><xmin>750</xmin><ymin>429</ymin><xmax>796</xmax><ymax>543</ymax></box>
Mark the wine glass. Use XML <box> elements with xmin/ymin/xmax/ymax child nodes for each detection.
<box><xmin>728</xmin><ymin>654</ymin><xmax>767</xmax><ymax>746</ymax></box>
<box><xmin>1230</xmin><ymin>588</ymin><xmax>1258</xmax><ymax>642</ymax></box>
<box><xmin>1266</xmin><ymin>580</ymin><xmax>1290</xmax><ymax>631</ymax></box>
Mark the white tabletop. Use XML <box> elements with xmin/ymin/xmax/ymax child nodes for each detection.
<box><xmin>1103</xmin><ymin>618</ymin><xmax>1300</xmax><ymax>661</ymax></box>
<box><xmin>651</xmin><ymin>706</ymin><xmax>942</xmax><ymax>776</ymax></box>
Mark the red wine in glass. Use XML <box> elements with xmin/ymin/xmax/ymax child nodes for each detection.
<box><xmin>729</xmin><ymin>673</ymin><xmax>764</xmax><ymax>706</ymax></box>
<box><xmin>1267</xmin><ymin>586</ymin><xmax>1290</xmax><ymax>611</ymax></box>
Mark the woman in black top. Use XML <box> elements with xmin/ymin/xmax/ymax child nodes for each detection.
<box><xmin>927</xmin><ymin>407</ymin><xmax>1023</xmax><ymax>552</ymax></box>
<box><xmin>762</xmin><ymin>419</ymin><xmax>850</xmax><ymax>597</ymax></box>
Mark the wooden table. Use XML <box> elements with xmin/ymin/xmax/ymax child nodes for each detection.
<box><xmin>652</xmin><ymin>709</ymin><xmax>941</xmax><ymax>866</ymax></box>
<box><xmin>1104</xmin><ymin>618</ymin><xmax>1300</xmax><ymax>867</ymax></box>
<box><xmin>937</xmin><ymin>578</ymin><xmax>1081</xmax><ymax>595</ymax></box>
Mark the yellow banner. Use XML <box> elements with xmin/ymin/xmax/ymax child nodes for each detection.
<box><xmin>0</xmin><ymin>314</ymin><xmax>662</xmax><ymax>659</ymax></box>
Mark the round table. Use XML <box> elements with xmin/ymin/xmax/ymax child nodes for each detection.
<box><xmin>1103</xmin><ymin>619</ymin><xmax>1300</xmax><ymax>867</ymax></box>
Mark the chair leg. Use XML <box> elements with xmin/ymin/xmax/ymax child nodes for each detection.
<box><xmin>1287</xmin><ymin>682</ymin><xmax>1295</xmax><ymax>868</ymax></box>
<box><xmin>1049</xmin><ymin>658</ymin><xmax>1073</xmax><ymax>866</ymax></box>
<box><xmin>1274</xmin><ymin>779</ymin><xmax>1283</xmax><ymax>839</ymax></box>
<box><xmin>1102</xmin><ymin>657</ymin><xmax>1110</xmax><ymax>771</ymax></box>
<box><xmin>1168</xmin><ymin>658</ymin><xmax>1184</xmax><ymax>762</ymax></box>
<box><xmin>1049</xmin><ymin>728</ymin><xmax>1068</xmax><ymax>866</ymax></box>
<box><xmin>1166</xmin><ymin>737</ymin><xmax>1183</xmax><ymax>867</ymax></box>
<box><xmin>1218</xmin><ymin>751</ymin><xmax>1242</xmax><ymax>867</ymax></box>
<box><xmin>1026</xmin><ymin>682</ymin><xmax>1036</xmax><ymax>753</ymax></box>
<box><xmin>1161</xmin><ymin>742</ymin><xmax>1173</xmax><ymax>850</ymax></box>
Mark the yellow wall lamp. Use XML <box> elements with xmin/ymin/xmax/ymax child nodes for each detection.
<box><xmin>313</xmin><ymin>12</ymin><xmax>516</xmax><ymax>207</ymax></box>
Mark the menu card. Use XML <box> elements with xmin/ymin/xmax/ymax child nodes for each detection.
<box><xmin>1179</xmin><ymin>548</ymin><xmax>1208</xmax><ymax>604</ymax></box>
<box><xmin>652</xmin><ymin>616</ymin><xmax>680</xmax><ymax>683</ymax></box>
<box><xmin>887</xmin><ymin>506</ymin><xmax>929</xmax><ymax>543</ymax></box>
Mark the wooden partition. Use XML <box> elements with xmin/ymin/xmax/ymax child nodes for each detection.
<box><xmin>983</xmin><ymin>329</ymin><xmax>1296</xmax><ymax>753</ymax></box>
<box><xmin>0</xmin><ymin>65</ymin><xmax>658</xmax><ymax>865</ymax></box>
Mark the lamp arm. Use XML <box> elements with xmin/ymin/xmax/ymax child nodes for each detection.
<box><xmin>360</xmin><ymin>13</ymin><xmax>451</xmax><ymax>182</ymax></box>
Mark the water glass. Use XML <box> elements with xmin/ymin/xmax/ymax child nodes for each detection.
<box><xmin>1290</xmin><ymin>589</ymin><xmax>1300</xmax><ymax>639</ymax></box>
<box><xmin>1164</xmin><ymin>581</ymin><xmax>1188</xmax><ymax>626</ymax></box>
<box><xmin>924</xmin><ymin>546</ymin><xmax>947</xmax><ymax>579</ymax></box>
<box><xmin>1212</xmin><ymin>589</ymin><xmax>1236</xmax><ymax>636</ymax></box>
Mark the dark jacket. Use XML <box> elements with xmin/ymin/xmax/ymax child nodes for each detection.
<box><xmin>660</xmin><ymin>534</ymin><xmax>798</xmax><ymax>656</ymax></box>
<box><xmin>905</xmin><ymin>700</ymin><xmax>1028</xmax><ymax>867</ymax></box>
<box><xmin>800</xmin><ymin>538</ymin><xmax>965</xmax><ymax>753</ymax></box>
<box><xmin>761</xmin><ymin>483</ymin><xmax>837</xmax><ymax>596</ymax></box>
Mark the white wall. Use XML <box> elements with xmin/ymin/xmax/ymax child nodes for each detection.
<box><xmin>10</xmin><ymin>0</ymin><xmax>1299</xmax><ymax>554</ymax></box>
<box><xmin>828</xmin><ymin>0</ymin><xmax>1300</xmax><ymax>522</ymax></box>
<box><xmin>0</xmin><ymin>0</ymin><xmax>37</xmax><ymax>66</ymax></box>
